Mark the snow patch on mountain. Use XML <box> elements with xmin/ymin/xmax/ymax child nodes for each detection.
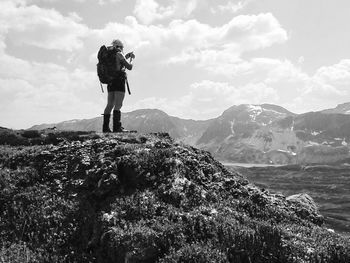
<box><xmin>307</xmin><ymin>141</ymin><xmax>321</xmax><ymax>146</ymax></box>
<box><xmin>311</xmin><ymin>131</ymin><xmax>321</xmax><ymax>136</ymax></box>
<box><xmin>230</xmin><ymin>120</ymin><xmax>235</xmax><ymax>134</ymax></box>
<box><xmin>247</xmin><ymin>105</ymin><xmax>263</xmax><ymax>121</ymax></box>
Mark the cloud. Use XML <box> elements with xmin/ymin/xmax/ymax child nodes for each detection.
<box><xmin>19</xmin><ymin>0</ymin><xmax>87</xmax><ymax>4</ymax></box>
<box><xmin>167</xmin><ymin>13</ymin><xmax>288</xmax><ymax>67</ymax></box>
<box><xmin>87</xmin><ymin>13</ymin><xmax>291</xmax><ymax>119</ymax></box>
<box><xmin>188</xmin><ymin>80</ymin><xmax>279</xmax><ymax>112</ymax></box>
<box><xmin>314</xmin><ymin>59</ymin><xmax>350</xmax><ymax>86</ymax></box>
<box><xmin>91</xmin><ymin>12</ymin><xmax>287</xmax><ymax>71</ymax></box>
<box><xmin>295</xmin><ymin>60</ymin><xmax>350</xmax><ymax>102</ymax></box>
<box><xmin>221</xmin><ymin>58</ymin><xmax>350</xmax><ymax>113</ymax></box>
<box><xmin>211</xmin><ymin>1</ymin><xmax>247</xmax><ymax>14</ymax></box>
<box><xmin>129</xmin><ymin>81</ymin><xmax>235</xmax><ymax>119</ymax></box>
<box><xmin>130</xmin><ymin>58</ymin><xmax>350</xmax><ymax>119</ymax></box>
<box><xmin>98</xmin><ymin>0</ymin><xmax>121</xmax><ymax>5</ymax></box>
<box><xmin>2</xmin><ymin>0</ymin><xmax>349</xmax><ymax>129</ymax></box>
<box><xmin>133</xmin><ymin>0</ymin><xmax>199</xmax><ymax>24</ymax></box>
<box><xmin>0</xmin><ymin>1</ymin><xmax>89</xmax><ymax>51</ymax></box>
<box><xmin>133</xmin><ymin>0</ymin><xmax>254</xmax><ymax>24</ymax></box>
<box><xmin>0</xmin><ymin>48</ymin><xmax>102</xmax><ymax>128</ymax></box>
<box><xmin>129</xmin><ymin>79</ymin><xmax>279</xmax><ymax>119</ymax></box>
<box><xmin>224</xmin><ymin>58</ymin><xmax>347</xmax><ymax>99</ymax></box>
<box><xmin>133</xmin><ymin>0</ymin><xmax>163</xmax><ymax>25</ymax></box>
<box><xmin>297</xmin><ymin>56</ymin><xmax>305</xmax><ymax>65</ymax></box>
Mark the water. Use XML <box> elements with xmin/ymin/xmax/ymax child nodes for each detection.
<box><xmin>224</xmin><ymin>163</ymin><xmax>350</xmax><ymax>235</ymax></box>
<box><xmin>221</xmin><ymin>162</ymin><xmax>283</xmax><ymax>168</ymax></box>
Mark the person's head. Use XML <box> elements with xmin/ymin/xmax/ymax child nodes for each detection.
<box><xmin>111</xmin><ymin>39</ymin><xmax>124</xmax><ymax>51</ymax></box>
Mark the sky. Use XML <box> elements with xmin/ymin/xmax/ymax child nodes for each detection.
<box><xmin>1</xmin><ymin>0</ymin><xmax>350</xmax><ymax>129</ymax></box>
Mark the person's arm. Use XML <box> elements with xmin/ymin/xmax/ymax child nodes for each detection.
<box><xmin>117</xmin><ymin>53</ymin><xmax>133</xmax><ymax>70</ymax></box>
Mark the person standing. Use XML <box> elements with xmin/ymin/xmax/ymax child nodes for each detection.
<box><xmin>102</xmin><ymin>39</ymin><xmax>135</xmax><ymax>132</ymax></box>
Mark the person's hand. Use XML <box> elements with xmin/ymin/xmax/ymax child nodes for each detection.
<box><xmin>125</xmin><ymin>52</ymin><xmax>135</xmax><ymax>59</ymax></box>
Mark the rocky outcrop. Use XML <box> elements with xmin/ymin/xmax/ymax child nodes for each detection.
<box><xmin>286</xmin><ymin>193</ymin><xmax>322</xmax><ymax>225</ymax></box>
<box><xmin>1</xmin><ymin>130</ymin><xmax>350</xmax><ymax>262</ymax></box>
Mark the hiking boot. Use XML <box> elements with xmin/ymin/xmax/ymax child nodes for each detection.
<box><xmin>113</xmin><ymin>122</ymin><xmax>126</xmax><ymax>132</ymax></box>
<box><xmin>102</xmin><ymin>114</ymin><xmax>111</xmax><ymax>133</ymax></box>
<box><xmin>113</xmin><ymin>110</ymin><xmax>122</xmax><ymax>132</ymax></box>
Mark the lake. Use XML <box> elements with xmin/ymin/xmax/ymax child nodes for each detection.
<box><xmin>221</xmin><ymin>162</ymin><xmax>283</xmax><ymax>168</ymax></box>
<box><xmin>224</xmin><ymin>163</ymin><xmax>350</xmax><ymax>235</ymax></box>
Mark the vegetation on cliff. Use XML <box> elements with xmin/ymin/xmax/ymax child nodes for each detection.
<box><xmin>0</xmin><ymin>129</ymin><xmax>350</xmax><ymax>262</ymax></box>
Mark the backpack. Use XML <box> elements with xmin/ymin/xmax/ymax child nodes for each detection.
<box><xmin>97</xmin><ymin>45</ymin><xmax>118</xmax><ymax>84</ymax></box>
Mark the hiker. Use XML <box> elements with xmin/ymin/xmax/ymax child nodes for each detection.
<box><xmin>102</xmin><ymin>39</ymin><xmax>135</xmax><ymax>132</ymax></box>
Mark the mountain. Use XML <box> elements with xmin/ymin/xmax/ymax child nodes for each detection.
<box><xmin>198</xmin><ymin>107</ymin><xmax>350</xmax><ymax>164</ymax></box>
<box><xmin>277</xmin><ymin>112</ymin><xmax>350</xmax><ymax>163</ymax></box>
<box><xmin>197</xmin><ymin>104</ymin><xmax>294</xmax><ymax>145</ymax></box>
<box><xmin>123</xmin><ymin>109</ymin><xmax>213</xmax><ymax>145</ymax></box>
<box><xmin>29</xmin><ymin>117</ymin><xmax>101</xmax><ymax>131</ymax></box>
<box><xmin>196</xmin><ymin>104</ymin><xmax>297</xmax><ymax>163</ymax></box>
<box><xmin>30</xmin><ymin>109</ymin><xmax>214</xmax><ymax>145</ymax></box>
<box><xmin>322</xmin><ymin>102</ymin><xmax>350</xmax><ymax>114</ymax></box>
<box><xmin>1</xmin><ymin>130</ymin><xmax>350</xmax><ymax>262</ymax></box>
<box><xmin>29</xmin><ymin>103</ymin><xmax>350</xmax><ymax>164</ymax></box>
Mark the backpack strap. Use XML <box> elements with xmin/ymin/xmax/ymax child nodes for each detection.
<box><xmin>125</xmin><ymin>55</ymin><xmax>133</xmax><ymax>95</ymax></box>
<box><xmin>126</xmin><ymin>78</ymin><xmax>131</xmax><ymax>95</ymax></box>
<box><xmin>100</xmin><ymin>82</ymin><xmax>104</xmax><ymax>93</ymax></box>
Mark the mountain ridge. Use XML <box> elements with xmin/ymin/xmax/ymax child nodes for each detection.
<box><xmin>27</xmin><ymin>102</ymin><xmax>350</xmax><ymax>131</ymax></box>
<box><xmin>28</xmin><ymin>103</ymin><xmax>350</xmax><ymax>164</ymax></box>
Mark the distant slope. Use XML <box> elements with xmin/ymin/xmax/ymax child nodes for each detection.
<box><xmin>197</xmin><ymin>106</ymin><xmax>350</xmax><ymax>164</ymax></box>
<box><xmin>168</xmin><ymin>116</ymin><xmax>214</xmax><ymax>145</ymax></box>
<box><xmin>29</xmin><ymin>109</ymin><xmax>214</xmax><ymax>145</ymax></box>
<box><xmin>122</xmin><ymin>109</ymin><xmax>180</xmax><ymax>137</ymax></box>
<box><xmin>196</xmin><ymin>104</ymin><xmax>295</xmax><ymax>163</ymax></box>
<box><xmin>322</xmin><ymin>102</ymin><xmax>350</xmax><ymax>114</ymax></box>
<box><xmin>279</xmin><ymin>112</ymin><xmax>350</xmax><ymax>163</ymax></box>
<box><xmin>288</xmin><ymin>112</ymin><xmax>350</xmax><ymax>141</ymax></box>
<box><xmin>29</xmin><ymin>117</ymin><xmax>101</xmax><ymax>131</ymax></box>
<box><xmin>197</xmin><ymin>104</ymin><xmax>294</xmax><ymax>145</ymax></box>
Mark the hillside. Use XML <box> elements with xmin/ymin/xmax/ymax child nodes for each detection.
<box><xmin>1</xmin><ymin>129</ymin><xmax>350</xmax><ymax>262</ymax></box>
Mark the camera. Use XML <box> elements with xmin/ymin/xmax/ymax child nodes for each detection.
<box><xmin>125</xmin><ymin>52</ymin><xmax>135</xmax><ymax>60</ymax></box>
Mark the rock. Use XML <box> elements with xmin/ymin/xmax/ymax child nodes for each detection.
<box><xmin>287</xmin><ymin>193</ymin><xmax>324</xmax><ymax>225</ymax></box>
<box><xmin>287</xmin><ymin>193</ymin><xmax>318</xmax><ymax>213</ymax></box>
